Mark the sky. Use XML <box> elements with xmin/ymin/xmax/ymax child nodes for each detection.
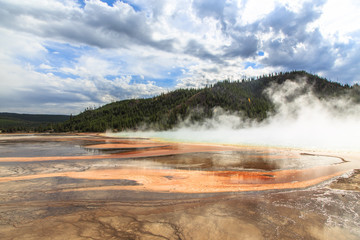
<box><xmin>0</xmin><ymin>0</ymin><xmax>360</xmax><ymax>115</ymax></box>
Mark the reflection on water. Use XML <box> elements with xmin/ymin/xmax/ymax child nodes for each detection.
<box><xmin>0</xmin><ymin>139</ymin><xmax>146</xmax><ymax>157</ymax></box>
<box><xmin>138</xmin><ymin>151</ymin><xmax>343</xmax><ymax>171</ymax></box>
<box><xmin>0</xmin><ymin>134</ymin><xmax>346</xmax><ymax>175</ymax></box>
<box><xmin>0</xmin><ymin>140</ymin><xmax>103</xmax><ymax>157</ymax></box>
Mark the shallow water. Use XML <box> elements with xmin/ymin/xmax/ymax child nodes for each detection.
<box><xmin>0</xmin><ymin>133</ymin><xmax>359</xmax><ymax>239</ymax></box>
<box><xmin>135</xmin><ymin>151</ymin><xmax>343</xmax><ymax>171</ymax></box>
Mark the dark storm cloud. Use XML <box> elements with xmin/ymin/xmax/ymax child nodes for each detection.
<box><xmin>222</xmin><ymin>34</ymin><xmax>259</xmax><ymax>58</ymax></box>
<box><xmin>0</xmin><ymin>0</ymin><xmax>174</xmax><ymax>51</ymax></box>
<box><xmin>258</xmin><ymin>2</ymin><xmax>336</xmax><ymax>72</ymax></box>
<box><xmin>192</xmin><ymin>0</ymin><xmax>225</xmax><ymax>19</ymax></box>
<box><xmin>192</xmin><ymin>0</ymin><xmax>240</xmax><ymax>33</ymax></box>
<box><xmin>82</xmin><ymin>2</ymin><xmax>174</xmax><ymax>51</ymax></box>
<box><xmin>0</xmin><ymin>0</ymin><xmax>341</xmax><ymax>71</ymax></box>
<box><xmin>15</xmin><ymin>88</ymin><xmax>90</xmax><ymax>104</ymax></box>
<box><xmin>202</xmin><ymin>67</ymin><xmax>220</xmax><ymax>73</ymax></box>
<box><xmin>191</xmin><ymin>0</ymin><xmax>343</xmax><ymax>74</ymax></box>
<box><xmin>191</xmin><ymin>0</ymin><xmax>331</xmax><ymax>65</ymax></box>
<box><xmin>261</xmin><ymin>27</ymin><xmax>336</xmax><ymax>71</ymax></box>
<box><xmin>0</xmin><ymin>86</ymin><xmax>88</xmax><ymax>114</ymax></box>
<box><xmin>0</xmin><ymin>80</ymin><xmax>154</xmax><ymax>112</ymax></box>
<box><xmin>185</xmin><ymin>39</ymin><xmax>224</xmax><ymax>64</ymax></box>
<box><xmin>260</xmin><ymin>2</ymin><xmax>323</xmax><ymax>36</ymax></box>
<box><xmin>326</xmin><ymin>42</ymin><xmax>360</xmax><ymax>83</ymax></box>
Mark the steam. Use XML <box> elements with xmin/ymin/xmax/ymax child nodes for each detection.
<box><xmin>111</xmin><ymin>78</ymin><xmax>360</xmax><ymax>151</ymax></box>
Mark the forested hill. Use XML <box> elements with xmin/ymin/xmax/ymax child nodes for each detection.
<box><xmin>53</xmin><ymin>71</ymin><xmax>357</xmax><ymax>133</ymax></box>
<box><xmin>0</xmin><ymin>113</ymin><xmax>69</xmax><ymax>132</ymax></box>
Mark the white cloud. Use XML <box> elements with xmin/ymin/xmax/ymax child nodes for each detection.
<box><xmin>60</xmin><ymin>55</ymin><xmax>119</xmax><ymax>78</ymax></box>
<box><xmin>238</xmin><ymin>0</ymin><xmax>276</xmax><ymax>25</ymax></box>
<box><xmin>313</xmin><ymin>0</ymin><xmax>360</xmax><ymax>43</ymax></box>
<box><xmin>39</xmin><ymin>64</ymin><xmax>53</xmax><ymax>70</ymax></box>
<box><xmin>0</xmin><ymin>0</ymin><xmax>360</xmax><ymax>114</ymax></box>
<box><xmin>0</xmin><ymin>28</ymin><xmax>167</xmax><ymax>114</ymax></box>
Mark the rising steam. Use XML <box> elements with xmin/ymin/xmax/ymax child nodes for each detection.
<box><xmin>111</xmin><ymin>78</ymin><xmax>360</xmax><ymax>151</ymax></box>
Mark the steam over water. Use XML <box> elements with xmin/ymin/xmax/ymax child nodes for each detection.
<box><xmin>112</xmin><ymin>79</ymin><xmax>360</xmax><ymax>151</ymax></box>
<box><xmin>2</xmin><ymin>78</ymin><xmax>360</xmax><ymax>239</ymax></box>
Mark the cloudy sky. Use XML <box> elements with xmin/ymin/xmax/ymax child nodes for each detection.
<box><xmin>1</xmin><ymin>0</ymin><xmax>359</xmax><ymax>114</ymax></box>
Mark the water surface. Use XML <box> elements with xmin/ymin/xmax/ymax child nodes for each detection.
<box><xmin>0</xmin><ymin>133</ymin><xmax>359</xmax><ymax>239</ymax></box>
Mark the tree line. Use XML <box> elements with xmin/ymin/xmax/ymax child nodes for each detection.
<box><xmin>1</xmin><ymin>71</ymin><xmax>357</xmax><ymax>133</ymax></box>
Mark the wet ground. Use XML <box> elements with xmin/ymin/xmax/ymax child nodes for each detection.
<box><xmin>0</xmin><ymin>133</ymin><xmax>359</xmax><ymax>239</ymax></box>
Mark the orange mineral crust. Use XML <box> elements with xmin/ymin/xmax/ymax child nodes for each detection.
<box><xmin>0</xmin><ymin>166</ymin><xmax>347</xmax><ymax>193</ymax></box>
<box><xmin>1</xmin><ymin>133</ymin><xmax>360</xmax><ymax>240</ymax></box>
<box><xmin>0</xmin><ymin>133</ymin><xmax>356</xmax><ymax>194</ymax></box>
<box><xmin>84</xmin><ymin>143</ymin><xmax>169</xmax><ymax>149</ymax></box>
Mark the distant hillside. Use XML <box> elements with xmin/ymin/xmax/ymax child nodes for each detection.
<box><xmin>56</xmin><ymin>71</ymin><xmax>356</xmax><ymax>132</ymax></box>
<box><xmin>0</xmin><ymin>113</ymin><xmax>69</xmax><ymax>133</ymax></box>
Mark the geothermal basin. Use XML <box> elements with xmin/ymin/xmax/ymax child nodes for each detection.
<box><xmin>0</xmin><ymin>133</ymin><xmax>359</xmax><ymax>239</ymax></box>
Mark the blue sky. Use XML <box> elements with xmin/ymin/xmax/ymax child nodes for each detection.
<box><xmin>0</xmin><ymin>0</ymin><xmax>360</xmax><ymax>114</ymax></box>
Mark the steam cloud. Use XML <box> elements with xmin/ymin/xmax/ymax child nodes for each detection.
<box><xmin>111</xmin><ymin>78</ymin><xmax>360</xmax><ymax>151</ymax></box>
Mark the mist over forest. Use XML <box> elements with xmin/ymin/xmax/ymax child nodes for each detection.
<box><xmin>62</xmin><ymin>71</ymin><xmax>359</xmax><ymax>134</ymax></box>
<box><xmin>3</xmin><ymin>70</ymin><xmax>359</xmax><ymax>151</ymax></box>
<box><xmin>2</xmin><ymin>71</ymin><xmax>359</xmax><ymax>144</ymax></box>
